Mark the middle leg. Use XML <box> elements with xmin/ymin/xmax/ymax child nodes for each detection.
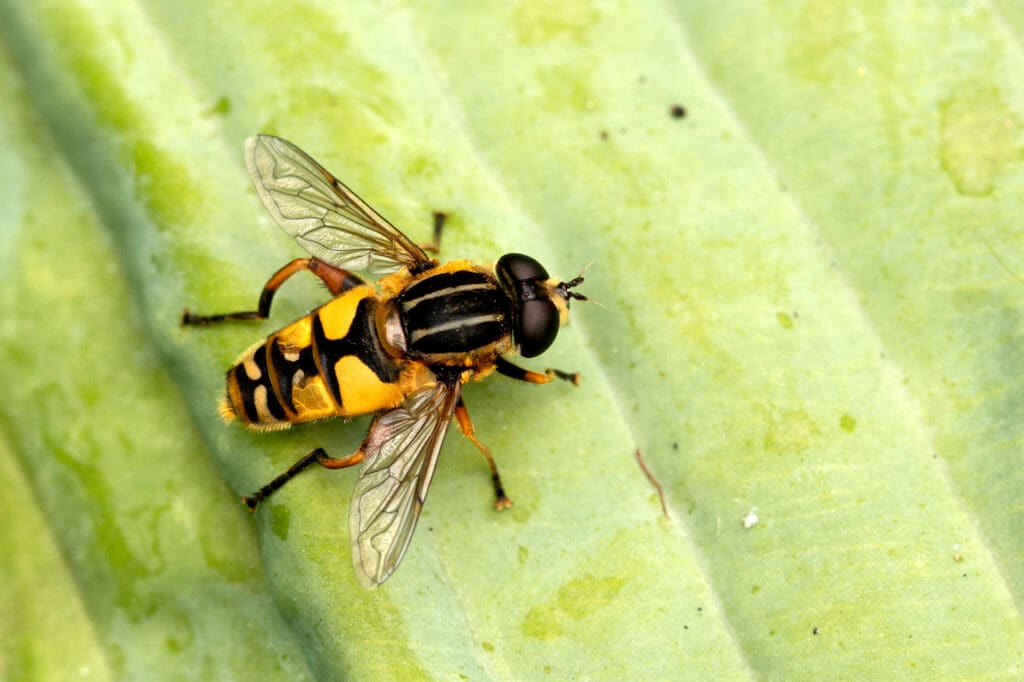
<box><xmin>454</xmin><ymin>397</ymin><xmax>512</xmax><ymax>509</ymax></box>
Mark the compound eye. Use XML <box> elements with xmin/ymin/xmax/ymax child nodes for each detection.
<box><xmin>518</xmin><ymin>299</ymin><xmax>559</xmax><ymax>357</ymax></box>
<box><xmin>497</xmin><ymin>253</ymin><xmax>549</xmax><ymax>283</ymax></box>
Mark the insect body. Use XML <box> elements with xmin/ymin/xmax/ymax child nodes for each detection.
<box><xmin>183</xmin><ymin>135</ymin><xmax>586</xmax><ymax>587</ymax></box>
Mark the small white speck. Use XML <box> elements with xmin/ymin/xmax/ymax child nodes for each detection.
<box><xmin>742</xmin><ymin>508</ymin><xmax>759</xmax><ymax>529</ymax></box>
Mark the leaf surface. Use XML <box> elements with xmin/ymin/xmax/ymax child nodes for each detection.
<box><xmin>0</xmin><ymin>1</ymin><xmax>1021</xmax><ymax>679</ymax></box>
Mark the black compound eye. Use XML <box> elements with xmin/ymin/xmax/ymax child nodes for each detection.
<box><xmin>518</xmin><ymin>299</ymin><xmax>559</xmax><ymax>357</ymax></box>
<box><xmin>497</xmin><ymin>253</ymin><xmax>549</xmax><ymax>284</ymax></box>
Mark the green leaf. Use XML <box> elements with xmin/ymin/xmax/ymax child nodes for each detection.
<box><xmin>1</xmin><ymin>1</ymin><xmax>1022</xmax><ymax>679</ymax></box>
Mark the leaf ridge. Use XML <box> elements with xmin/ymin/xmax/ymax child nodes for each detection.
<box><xmin>663</xmin><ymin>0</ymin><xmax>1024</xmax><ymax>625</ymax></box>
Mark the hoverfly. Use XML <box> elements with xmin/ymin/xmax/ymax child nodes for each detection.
<box><xmin>183</xmin><ymin>135</ymin><xmax>587</xmax><ymax>587</ymax></box>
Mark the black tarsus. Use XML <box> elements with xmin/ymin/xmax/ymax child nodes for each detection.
<box><xmin>431</xmin><ymin>211</ymin><xmax>447</xmax><ymax>250</ymax></box>
<box><xmin>243</xmin><ymin>447</ymin><xmax>326</xmax><ymax>510</ymax></box>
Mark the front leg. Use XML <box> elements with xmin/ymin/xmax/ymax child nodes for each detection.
<box><xmin>494</xmin><ymin>356</ymin><xmax>580</xmax><ymax>386</ymax></box>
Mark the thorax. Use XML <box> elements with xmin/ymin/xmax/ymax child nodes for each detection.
<box><xmin>379</xmin><ymin>261</ymin><xmax>514</xmax><ymax>366</ymax></box>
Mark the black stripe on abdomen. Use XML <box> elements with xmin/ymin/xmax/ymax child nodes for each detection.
<box><xmin>312</xmin><ymin>297</ymin><xmax>401</xmax><ymax>406</ymax></box>
<box><xmin>268</xmin><ymin>341</ymin><xmax>317</xmax><ymax>414</ymax></box>
<box><xmin>232</xmin><ymin>343</ymin><xmax>287</xmax><ymax>422</ymax></box>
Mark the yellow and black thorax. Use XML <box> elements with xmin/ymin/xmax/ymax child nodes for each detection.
<box><xmin>380</xmin><ymin>260</ymin><xmax>514</xmax><ymax>366</ymax></box>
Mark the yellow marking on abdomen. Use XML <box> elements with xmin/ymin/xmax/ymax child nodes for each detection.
<box><xmin>318</xmin><ymin>286</ymin><xmax>375</xmax><ymax>340</ymax></box>
<box><xmin>243</xmin><ymin>356</ymin><xmax>261</xmax><ymax>380</ymax></box>
<box><xmin>274</xmin><ymin>315</ymin><xmax>312</xmax><ymax>351</ymax></box>
<box><xmin>289</xmin><ymin>374</ymin><xmax>337</xmax><ymax>422</ymax></box>
<box><xmin>335</xmin><ymin>356</ymin><xmax>405</xmax><ymax>415</ymax></box>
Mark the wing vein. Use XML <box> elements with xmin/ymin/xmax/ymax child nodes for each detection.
<box><xmin>244</xmin><ymin>134</ymin><xmax>431</xmax><ymax>274</ymax></box>
<box><xmin>347</xmin><ymin>381</ymin><xmax>460</xmax><ymax>587</ymax></box>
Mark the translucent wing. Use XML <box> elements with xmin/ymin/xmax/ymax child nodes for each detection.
<box><xmin>348</xmin><ymin>380</ymin><xmax>460</xmax><ymax>587</ymax></box>
<box><xmin>245</xmin><ymin>134</ymin><xmax>430</xmax><ymax>274</ymax></box>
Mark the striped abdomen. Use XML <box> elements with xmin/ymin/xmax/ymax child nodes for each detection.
<box><xmin>222</xmin><ymin>286</ymin><xmax>405</xmax><ymax>429</ymax></box>
<box><xmin>395</xmin><ymin>268</ymin><xmax>512</xmax><ymax>360</ymax></box>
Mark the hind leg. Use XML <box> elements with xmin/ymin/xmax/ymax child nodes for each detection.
<box><xmin>182</xmin><ymin>258</ymin><xmax>365</xmax><ymax>325</ymax></box>
<box><xmin>242</xmin><ymin>446</ymin><xmax>366</xmax><ymax>511</ymax></box>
